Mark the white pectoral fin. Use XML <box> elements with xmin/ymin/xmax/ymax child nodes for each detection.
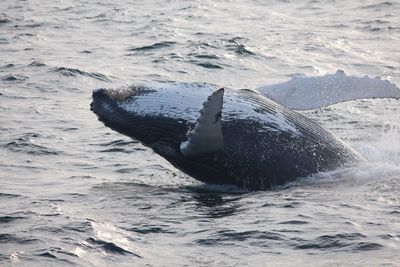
<box><xmin>180</xmin><ymin>88</ymin><xmax>224</xmax><ymax>157</ymax></box>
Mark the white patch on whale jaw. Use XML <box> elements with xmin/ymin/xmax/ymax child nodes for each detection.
<box><xmin>180</xmin><ymin>88</ymin><xmax>224</xmax><ymax>157</ymax></box>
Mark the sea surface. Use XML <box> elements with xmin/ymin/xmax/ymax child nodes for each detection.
<box><xmin>1</xmin><ymin>0</ymin><xmax>400</xmax><ymax>266</ymax></box>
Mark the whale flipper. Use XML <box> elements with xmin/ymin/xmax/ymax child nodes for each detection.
<box><xmin>180</xmin><ymin>88</ymin><xmax>224</xmax><ymax>157</ymax></box>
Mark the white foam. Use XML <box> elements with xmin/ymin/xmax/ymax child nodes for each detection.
<box><xmin>90</xmin><ymin>220</ymin><xmax>143</xmax><ymax>256</ymax></box>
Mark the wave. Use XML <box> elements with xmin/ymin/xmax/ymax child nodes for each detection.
<box><xmin>127</xmin><ymin>41</ymin><xmax>177</xmax><ymax>52</ymax></box>
<box><xmin>189</xmin><ymin>60</ymin><xmax>223</xmax><ymax>69</ymax></box>
<box><xmin>0</xmin><ymin>37</ymin><xmax>8</xmax><ymax>44</ymax></box>
<box><xmin>1</xmin><ymin>74</ymin><xmax>28</xmax><ymax>82</ymax></box>
<box><xmin>294</xmin><ymin>232</ymin><xmax>384</xmax><ymax>252</ymax></box>
<box><xmin>0</xmin><ymin>233</ymin><xmax>39</xmax><ymax>244</ymax></box>
<box><xmin>360</xmin><ymin>1</ymin><xmax>395</xmax><ymax>10</ymax></box>
<box><xmin>195</xmin><ymin>229</ymin><xmax>285</xmax><ymax>246</ymax></box>
<box><xmin>33</xmin><ymin>250</ymin><xmax>76</xmax><ymax>265</ymax></box>
<box><xmin>95</xmin><ymin>139</ymin><xmax>140</xmax><ymax>154</ymax></box>
<box><xmin>0</xmin><ymin>14</ymin><xmax>11</xmax><ymax>24</ymax></box>
<box><xmin>50</xmin><ymin>67</ymin><xmax>111</xmax><ymax>82</ymax></box>
<box><xmin>5</xmin><ymin>133</ymin><xmax>60</xmax><ymax>156</ymax></box>
<box><xmin>190</xmin><ymin>53</ymin><xmax>219</xmax><ymax>59</ymax></box>
<box><xmin>0</xmin><ymin>216</ymin><xmax>25</xmax><ymax>223</ymax></box>
<box><xmin>225</xmin><ymin>38</ymin><xmax>255</xmax><ymax>56</ymax></box>
<box><xmin>78</xmin><ymin>220</ymin><xmax>142</xmax><ymax>258</ymax></box>
<box><xmin>0</xmin><ymin>63</ymin><xmax>15</xmax><ymax>69</ymax></box>
<box><xmin>0</xmin><ymin>192</ymin><xmax>21</xmax><ymax>198</ymax></box>
<box><xmin>84</xmin><ymin>237</ymin><xmax>141</xmax><ymax>256</ymax></box>
<box><xmin>28</xmin><ymin>61</ymin><xmax>46</xmax><ymax>67</ymax></box>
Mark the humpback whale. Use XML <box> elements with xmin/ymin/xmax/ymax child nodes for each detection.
<box><xmin>91</xmin><ymin>82</ymin><xmax>362</xmax><ymax>190</ymax></box>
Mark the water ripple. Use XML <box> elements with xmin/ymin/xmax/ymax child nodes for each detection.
<box><xmin>0</xmin><ymin>14</ymin><xmax>12</xmax><ymax>24</ymax></box>
<box><xmin>28</xmin><ymin>61</ymin><xmax>46</xmax><ymax>68</ymax></box>
<box><xmin>127</xmin><ymin>41</ymin><xmax>177</xmax><ymax>52</ymax></box>
<box><xmin>294</xmin><ymin>233</ymin><xmax>383</xmax><ymax>252</ymax></box>
<box><xmin>196</xmin><ymin>230</ymin><xmax>285</xmax><ymax>246</ymax></box>
<box><xmin>361</xmin><ymin>1</ymin><xmax>394</xmax><ymax>10</ymax></box>
<box><xmin>279</xmin><ymin>220</ymin><xmax>309</xmax><ymax>225</ymax></box>
<box><xmin>0</xmin><ymin>38</ymin><xmax>9</xmax><ymax>44</ymax></box>
<box><xmin>0</xmin><ymin>234</ymin><xmax>40</xmax><ymax>244</ymax></box>
<box><xmin>225</xmin><ymin>38</ymin><xmax>255</xmax><ymax>56</ymax></box>
<box><xmin>128</xmin><ymin>225</ymin><xmax>176</xmax><ymax>234</ymax></box>
<box><xmin>0</xmin><ymin>216</ymin><xmax>25</xmax><ymax>223</ymax></box>
<box><xmin>2</xmin><ymin>74</ymin><xmax>28</xmax><ymax>82</ymax></box>
<box><xmin>189</xmin><ymin>60</ymin><xmax>223</xmax><ymax>69</ymax></box>
<box><xmin>83</xmin><ymin>237</ymin><xmax>141</xmax><ymax>257</ymax></box>
<box><xmin>50</xmin><ymin>67</ymin><xmax>111</xmax><ymax>82</ymax></box>
<box><xmin>5</xmin><ymin>133</ymin><xmax>60</xmax><ymax>156</ymax></box>
<box><xmin>0</xmin><ymin>63</ymin><xmax>15</xmax><ymax>69</ymax></box>
<box><xmin>0</xmin><ymin>192</ymin><xmax>21</xmax><ymax>198</ymax></box>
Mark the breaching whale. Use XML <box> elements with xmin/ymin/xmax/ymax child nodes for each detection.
<box><xmin>91</xmin><ymin>82</ymin><xmax>362</xmax><ymax>190</ymax></box>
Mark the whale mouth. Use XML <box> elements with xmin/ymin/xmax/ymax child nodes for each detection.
<box><xmin>91</xmin><ymin>87</ymin><xmax>142</xmax><ymax>119</ymax></box>
<box><xmin>90</xmin><ymin>87</ymin><xmax>189</xmax><ymax>147</ymax></box>
<box><xmin>90</xmin><ymin>88</ymin><xmax>114</xmax><ymax>122</ymax></box>
<box><xmin>90</xmin><ymin>88</ymin><xmax>106</xmax><ymax>116</ymax></box>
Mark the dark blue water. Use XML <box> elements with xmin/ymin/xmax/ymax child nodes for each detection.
<box><xmin>1</xmin><ymin>0</ymin><xmax>399</xmax><ymax>265</ymax></box>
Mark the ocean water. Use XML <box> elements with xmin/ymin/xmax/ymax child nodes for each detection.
<box><xmin>1</xmin><ymin>0</ymin><xmax>400</xmax><ymax>266</ymax></box>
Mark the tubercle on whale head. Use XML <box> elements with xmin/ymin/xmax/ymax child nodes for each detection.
<box><xmin>90</xmin><ymin>88</ymin><xmax>108</xmax><ymax>113</ymax></box>
<box><xmin>92</xmin><ymin>85</ymin><xmax>151</xmax><ymax>103</ymax></box>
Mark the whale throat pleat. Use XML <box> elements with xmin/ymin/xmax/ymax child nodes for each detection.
<box><xmin>180</xmin><ymin>88</ymin><xmax>224</xmax><ymax>156</ymax></box>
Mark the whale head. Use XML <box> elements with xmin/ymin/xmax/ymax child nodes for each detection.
<box><xmin>90</xmin><ymin>84</ymin><xmax>231</xmax><ymax>184</ymax></box>
<box><xmin>91</xmin><ymin>86</ymin><xmax>186</xmax><ymax>148</ymax></box>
